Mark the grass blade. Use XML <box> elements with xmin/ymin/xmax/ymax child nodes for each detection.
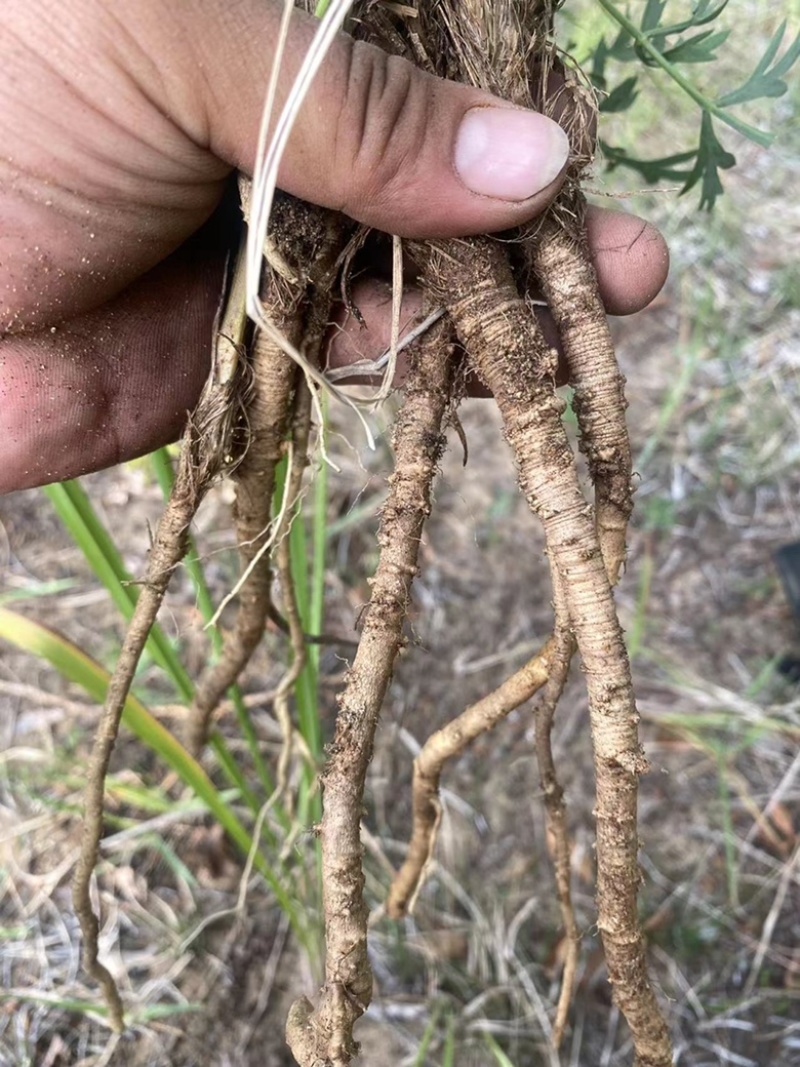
<box><xmin>483</xmin><ymin>1034</ymin><xmax>519</xmax><ymax>1067</ymax></box>
<box><xmin>0</xmin><ymin>607</ymin><xmax>304</xmax><ymax>934</ymax></box>
<box><xmin>44</xmin><ymin>480</ymin><xmax>193</xmax><ymax>701</ymax></box>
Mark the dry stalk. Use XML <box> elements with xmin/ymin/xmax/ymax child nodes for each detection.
<box><xmin>285</xmin><ymin>316</ymin><xmax>456</xmax><ymax>1067</ymax></box>
<box><xmin>386</xmin><ymin>638</ymin><xmax>555</xmax><ymax>920</ymax></box>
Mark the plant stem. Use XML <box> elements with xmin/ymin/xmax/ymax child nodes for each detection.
<box><xmin>595</xmin><ymin>0</ymin><xmax>772</xmax><ymax>147</ymax></box>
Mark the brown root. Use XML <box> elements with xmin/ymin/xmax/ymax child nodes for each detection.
<box><xmin>387</xmin><ymin>638</ymin><xmax>554</xmax><ymax>920</ymax></box>
<box><xmin>187</xmin><ymin>189</ymin><xmax>349</xmax><ymax>754</ymax></box>
<box><xmin>532</xmin><ymin>570</ymin><xmax>578</xmax><ymax>1049</ymax></box>
<box><xmin>72</xmin><ymin>334</ymin><xmax>247</xmax><ymax>1029</ymax></box>
<box><xmin>286</xmin><ymin>316</ymin><xmax>456</xmax><ymax>1067</ymax></box>
<box><xmin>414</xmin><ymin>233</ymin><xmax>672</xmax><ymax>1067</ymax></box>
<box><xmin>186</xmin><ymin>319</ymin><xmax>299</xmax><ymax>756</ymax></box>
<box><xmin>529</xmin><ymin>208</ymin><xmax>633</xmax><ymax>585</ymax></box>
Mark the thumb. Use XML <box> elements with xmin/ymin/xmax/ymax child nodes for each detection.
<box><xmin>177</xmin><ymin>1</ymin><xmax>570</xmax><ymax>238</ymax></box>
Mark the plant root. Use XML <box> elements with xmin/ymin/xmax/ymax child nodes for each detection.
<box><xmin>529</xmin><ymin>207</ymin><xmax>633</xmax><ymax>585</ymax></box>
<box><xmin>186</xmin><ymin>320</ymin><xmax>299</xmax><ymax>756</ymax></box>
<box><xmin>72</xmin><ymin>343</ymin><xmax>247</xmax><ymax>1030</ymax></box>
<box><xmin>414</xmin><ymin>233</ymin><xmax>672</xmax><ymax>1067</ymax></box>
<box><xmin>533</xmin><ymin>570</ymin><xmax>578</xmax><ymax>1049</ymax></box>
<box><xmin>285</xmin><ymin>316</ymin><xmax>456</xmax><ymax>1067</ymax></box>
<box><xmin>386</xmin><ymin>638</ymin><xmax>554</xmax><ymax>920</ymax></box>
<box><xmin>187</xmin><ymin>191</ymin><xmax>349</xmax><ymax>754</ymax></box>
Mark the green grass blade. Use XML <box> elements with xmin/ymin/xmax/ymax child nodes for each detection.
<box><xmin>273</xmin><ymin>455</ymin><xmax>324</xmax><ymax>826</ymax></box>
<box><xmin>626</xmin><ymin>548</ymin><xmax>654</xmax><ymax>659</ymax></box>
<box><xmin>441</xmin><ymin>1017</ymin><xmax>456</xmax><ymax>1067</ymax></box>
<box><xmin>44</xmin><ymin>480</ymin><xmax>193</xmax><ymax>701</ymax></box>
<box><xmin>208</xmin><ymin>732</ymin><xmax>262</xmax><ymax>816</ymax></box>
<box><xmin>412</xmin><ymin>1004</ymin><xmax>442</xmax><ymax>1066</ymax></box>
<box><xmin>0</xmin><ymin>608</ymin><xmax>303</xmax><ymax>934</ymax></box>
<box><xmin>483</xmin><ymin>1035</ymin><xmax>518</xmax><ymax>1067</ymax></box>
<box><xmin>0</xmin><ymin>991</ymin><xmax>203</xmax><ymax>1022</ymax></box>
<box><xmin>290</xmin><ymin>510</ymin><xmax>322</xmax><ymax>756</ymax></box>
<box><xmin>0</xmin><ymin>578</ymin><xmax>77</xmax><ymax>605</ymax></box>
<box><xmin>310</xmin><ymin>399</ymin><xmax>329</xmax><ymax>675</ymax></box>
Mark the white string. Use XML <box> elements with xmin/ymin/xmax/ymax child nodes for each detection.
<box><xmin>245</xmin><ymin>0</ymin><xmax>376</xmax><ymax>452</ymax></box>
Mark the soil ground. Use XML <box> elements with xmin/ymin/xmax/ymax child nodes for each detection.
<box><xmin>2</xmin><ymin>21</ymin><xmax>800</xmax><ymax>1067</ymax></box>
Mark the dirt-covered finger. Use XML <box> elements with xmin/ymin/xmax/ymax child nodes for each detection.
<box><xmin>0</xmin><ymin>241</ymin><xmax>221</xmax><ymax>493</ymax></box>
<box><xmin>585</xmin><ymin>206</ymin><xmax>669</xmax><ymax>316</ymax></box>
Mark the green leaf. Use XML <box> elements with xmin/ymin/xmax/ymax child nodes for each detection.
<box><xmin>641</xmin><ymin>0</ymin><xmax>668</xmax><ymax>35</ymax></box>
<box><xmin>645</xmin><ymin>0</ymin><xmax>730</xmax><ymax>40</ymax></box>
<box><xmin>718</xmin><ymin>22</ymin><xmax>800</xmax><ymax>107</ymax></box>
<box><xmin>590</xmin><ymin>28</ymin><xmax>635</xmax><ymax>89</ymax></box>
<box><xmin>412</xmin><ymin>1005</ymin><xmax>442</xmax><ymax>1066</ymax></box>
<box><xmin>483</xmin><ymin>1034</ymin><xmax>518</xmax><ymax>1067</ymax></box>
<box><xmin>441</xmin><ymin>1018</ymin><xmax>456</xmax><ymax>1067</ymax></box>
<box><xmin>600</xmin><ymin>140</ymin><xmax>698</xmax><ymax>184</ymax></box>
<box><xmin>0</xmin><ymin>991</ymin><xmax>203</xmax><ymax>1022</ymax></box>
<box><xmin>0</xmin><ymin>578</ymin><xmax>77</xmax><ymax>605</ymax></box>
<box><xmin>682</xmin><ymin>112</ymin><xmax>736</xmax><ymax>210</ymax></box>
<box><xmin>596</xmin><ymin>0</ymin><xmax>773</xmax><ymax>150</ymax></box>
<box><xmin>0</xmin><ymin>607</ymin><xmax>302</xmax><ymax>929</ymax></box>
<box><xmin>44</xmin><ymin>480</ymin><xmax>194</xmax><ymax>701</ymax></box>
<box><xmin>662</xmin><ymin>28</ymin><xmax>730</xmax><ymax>65</ymax></box>
<box><xmin>599</xmin><ymin>74</ymin><xmax>639</xmax><ymax>113</ymax></box>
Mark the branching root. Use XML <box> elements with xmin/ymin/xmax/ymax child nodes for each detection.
<box><xmin>387</xmin><ymin>637</ymin><xmax>555</xmax><ymax>920</ymax></box>
<box><xmin>72</xmin><ymin>336</ymin><xmax>247</xmax><ymax>1030</ymax></box>
<box><xmin>286</xmin><ymin>317</ymin><xmax>456</xmax><ymax>1067</ymax></box>
<box><xmin>414</xmin><ymin>232</ymin><xmax>672</xmax><ymax>1066</ymax></box>
<box><xmin>529</xmin><ymin>209</ymin><xmax>634</xmax><ymax>584</ymax></box>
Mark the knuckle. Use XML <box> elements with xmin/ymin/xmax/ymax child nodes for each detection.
<box><xmin>335</xmin><ymin>41</ymin><xmax>430</xmax><ymax>214</ymax></box>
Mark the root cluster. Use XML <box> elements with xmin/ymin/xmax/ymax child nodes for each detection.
<box><xmin>73</xmin><ymin>2</ymin><xmax>673</xmax><ymax>1066</ymax></box>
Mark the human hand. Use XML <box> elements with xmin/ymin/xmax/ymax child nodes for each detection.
<box><xmin>0</xmin><ymin>0</ymin><xmax>668</xmax><ymax>493</ymax></box>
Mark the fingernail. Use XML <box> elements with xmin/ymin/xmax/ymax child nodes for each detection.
<box><xmin>454</xmin><ymin>107</ymin><xmax>570</xmax><ymax>201</ymax></box>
